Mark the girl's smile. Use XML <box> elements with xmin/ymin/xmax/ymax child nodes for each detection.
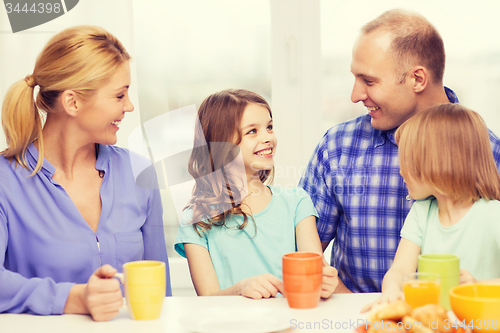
<box><xmin>254</xmin><ymin>146</ymin><xmax>274</xmax><ymax>158</ymax></box>
<box><xmin>238</xmin><ymin>103</ymin><xmax>277</xmax><ymax>177</ymax></box>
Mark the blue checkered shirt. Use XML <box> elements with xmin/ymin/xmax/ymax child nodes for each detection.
<box><xmin>299</xmin><ymin>88</ymin><xmax>500</xmax><ymax>292</ymax></box>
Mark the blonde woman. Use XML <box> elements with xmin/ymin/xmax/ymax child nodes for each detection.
<box><xmin>0</xmin><ymin>26</ymin><xmax>171</xmax><ymax>321</ymax></box>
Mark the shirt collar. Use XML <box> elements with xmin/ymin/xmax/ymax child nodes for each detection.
<box><xmin>27</xmin><ymin>143</ymin><xmax>110</xmax><ymax>177</ymax></box>
<box><xmin>444</xmin><ymin>86</ymin><xmax>459</xmax><ymax>103</ymax></box>
<box><xmin>95</xmin><ymin>144</ymin><xmax>109</xmax><ymax>173</ymax></box>
<box><xmin>27</xmin><ymin>143</ymin><xmax>56</xmax><ymax>177</ymax></box>
<box><xmin>373</xmin><ymin>129</ymin><xmax>397</xmax><ymax>148</ymax></box>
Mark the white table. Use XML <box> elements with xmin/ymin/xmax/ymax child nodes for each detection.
<box><xmin>0</xmin><ymin>293</ymin><xmax>380</xmax><ymax>333</ymax></box>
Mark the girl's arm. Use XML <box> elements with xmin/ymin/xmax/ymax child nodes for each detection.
<box><xmin>295</xmin><ymin>216</ymin><xmax>339</xmax><ymax>298</ymax></box>
<box><xmin>362</xmin><ymin>238</ymin><xmax>421</xmax><ymax>312</ymax></box>
<box><xmin>381</xmin><ymin>238</ymin><xmax>421</xmax><ymax>297</ymax></box>
<box><xmin>295</xmin><ymin>216</ymin><xmax>323</xmax><ymax>254</ymax></box>
<box><xmin>184</xmin><ymin>243</ymin><xmax>284</xmax><ymax>298</ymax></box>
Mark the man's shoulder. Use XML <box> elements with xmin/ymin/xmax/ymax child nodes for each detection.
<box><xmin>486</xmin><ymin>129</ymin><xmax>500</xmax><ymax>167</ymax></box>
<box><xmin>488</xmin><ymin>129</ymin><xmax>500</xmax><ymax>145</ymax></box>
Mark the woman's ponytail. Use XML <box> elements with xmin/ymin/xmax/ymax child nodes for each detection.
<box><xmin>1</xmin><ymin>76</ymin><xmax>44</xmax><ymax>174</ymax></box>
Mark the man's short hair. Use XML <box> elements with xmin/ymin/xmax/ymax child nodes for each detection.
<box><xmin>362</xmin><ymin>9</ymin><xmax>445</xmax><ymax>84</ymax></box>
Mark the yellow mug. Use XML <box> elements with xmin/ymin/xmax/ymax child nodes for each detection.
<box><xmin>115</xmin><ymin>260</ymin><xmax>166</xmax><ymax>320</ymax></box>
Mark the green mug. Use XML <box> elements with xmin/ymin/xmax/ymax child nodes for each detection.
<box><xmin>417</xmin><ymin>253</ymin><xmax>459</xmax><ymax>310</ymax></box>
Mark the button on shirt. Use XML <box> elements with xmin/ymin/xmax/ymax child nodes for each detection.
<box><xmin>0</xmin><ymin>144</ymin><xmax>171</xmax><ymax>315</ymax></box>
<box><xmin>299</xmin><ymin>88</ymin><xmax>500</xmax><ymax>292</ymax></box>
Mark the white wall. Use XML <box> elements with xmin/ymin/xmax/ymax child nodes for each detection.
<box><xmin>0</xmin><ymin>0</ymin><xmax>138</xmax><ymax>151</ymax></box>
<box><xmin>271</xmin><ymin>0</ymin><xmax>322</xmax><ymax>188</ymax></box>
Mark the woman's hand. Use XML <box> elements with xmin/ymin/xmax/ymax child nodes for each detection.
<box><xmin>84</xmin><ymin>265</ymin><xmax>124</xmax><ymax>321</ymax></box>
<box><xmin>237</xmin><ymin>273</ymin><xmax>284</xmax><ymax>299</ymax></box>
<box><xmin>360</xmin><ymin>289</ymin><xmax>404</xmax><ymax>313</ymax></box>
<box><xmin>459</xmin><ymin>269</ymin><xmax>477</xmax><ymax>285</ymax></box>
<box><xmin>320</xmin><ymin>265</ymin><xmax>338</xmax><ymax>298</ymax></box>
<box><xmin>65</xmin><ymin>264</ymin><xmax>123</xmax><ymax>321</ymax></box>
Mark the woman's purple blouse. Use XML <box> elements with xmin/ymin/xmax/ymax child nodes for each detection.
<box><xmin>0</xmin><ymin>144</ymin><xmax>171</xmax><ymax>315</ymax></box>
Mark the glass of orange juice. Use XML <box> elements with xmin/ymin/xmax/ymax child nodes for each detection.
<box><xmin>403</xmin><ymin>272</ymin><xmax>440</xmax><ymax>308</ymax></box>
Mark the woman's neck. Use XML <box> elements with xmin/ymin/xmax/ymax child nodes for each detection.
<box><xmin>39</xmin><ymin>116</ymin><xmax>96</xmax><ymax>179</ymax></box>
<box><xmin>435</xmin><ymin>193</ymin><xmax>474</xmax><ymax>227</ymax></box>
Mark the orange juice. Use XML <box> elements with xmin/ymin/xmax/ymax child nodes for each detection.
<box><xmin>403</xmin><ymin>279</ymin><xmax>440</xmax><ymax>308</ymax></box>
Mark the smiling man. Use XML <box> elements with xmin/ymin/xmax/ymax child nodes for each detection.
<box><xmin>299</xmin><ymin>9</ymin><xmax>500</xmax><ymax>293</ymax></box>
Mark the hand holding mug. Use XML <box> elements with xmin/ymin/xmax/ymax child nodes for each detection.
<box><xmin>85</xmin><ymin>264</ymin><xmax>124</xmax><ymax>321</ymax></box>
<box><xmin>320</xmin><ymin>264</ymin><xmax>338</xmax><ymax>299</ymax></box>
<box><xmin>459</xmin><ymin>269</ymin><xmax>477</xmax><ymax>284</ymax></box>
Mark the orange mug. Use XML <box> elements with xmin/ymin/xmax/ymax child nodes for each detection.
<box><xmin>282</xmin><ymin>252</ymin><xmax>322</xmax><ymax>309</ymax></box>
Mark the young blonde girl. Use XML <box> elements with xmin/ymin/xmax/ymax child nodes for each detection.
<box><xmin>369</xmin><ymin>103</ymin><xmax>500</xmax><ymax>308</ymax></box>
<box><xmin>175</xmin><ymin>89</ymin><xmax>338</xmax><ymax>298</ymax></box>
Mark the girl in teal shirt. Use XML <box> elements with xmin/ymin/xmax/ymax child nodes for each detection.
<box><xmin>175</xmin><ymin>89</ymin><xmax>338</xmax><ymax>298</ymax></box>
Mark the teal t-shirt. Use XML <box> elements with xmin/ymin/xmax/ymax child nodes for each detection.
<box><xmin>174</xmin><ymin>186</ymin><xmax>318</xmax><ymax>290</ymax></box>
<box><xmin>401</xmin><ymin>198</ymin><xmax>500</xmax><ymax>280</ymax></box>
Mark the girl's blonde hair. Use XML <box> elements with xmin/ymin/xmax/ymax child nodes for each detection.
<box><xmin>1</xmin><ymin>25</ymin><xmax>130</xmax><ymax>174</ymax></box>
<box><xmin>186</xmin><ymin>89</ymin><xmax>274</xmax><ymax>234</ymax></box>
<box><xmin>395</xmin><ymin>103</ymin><xmax>500</xmax><ymax>203</ymax></box>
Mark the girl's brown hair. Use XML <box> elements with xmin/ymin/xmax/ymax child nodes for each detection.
<box><xmin>395</xmin><ymin>103</ymin><xmax>500</xmax><ymax>203</ymax></box>
<box><xmin>1</xmin><ymin>25</ymin><xmax>130</xmax><ymax>174</ymax></box>
<box><xmin>186</xmin><ymin>89</ymin><xmax>274</xmax><ymax>233</ymax></box>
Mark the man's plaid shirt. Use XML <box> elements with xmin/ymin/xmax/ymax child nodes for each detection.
<box><xmin>299</xmin><ymin>88</ymin><xmax>500</xmax><ymax>292</ymax></box>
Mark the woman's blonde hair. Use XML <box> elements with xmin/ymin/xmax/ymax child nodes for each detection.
<box><xmin>395</xmin><ymin>103</ymin><xmax>500</xmax><ymax>203</ymax></box>
<box><xmin>1</xmin><ymin>25</ymin><xmax>130</xmax><ymax>174</ymax></box>
<box><xmin>186</xmin><ymin>89</ymin><xmax>274</xmax><ymax>234</ymax></box>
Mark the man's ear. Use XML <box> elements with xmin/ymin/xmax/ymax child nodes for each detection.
<box><xmin>59</xmin><ymin>90</ymin><xmax>80</xmax><ymax>117</ymax></box>
<box><xmin>411</xmin><ymin>66</ymin><xmax>428</xmax><ymax>93</ymax></box>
